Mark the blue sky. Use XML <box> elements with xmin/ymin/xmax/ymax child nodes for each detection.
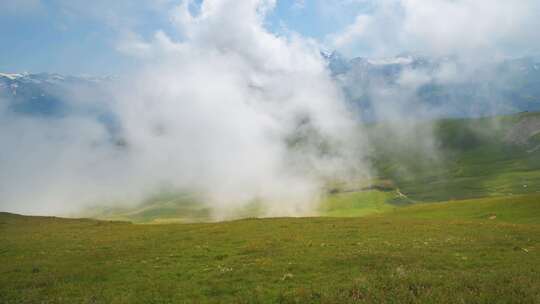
<box><xmin>0</xmin><ymin>0</ymin><xmax>372</xmax><ymax>75</ymax></box>
<box><xmin>0</xmin><ymin>1</ymin><xmax>182</xmax><ymax>74</ymax></box>
<box><xmin>1</xmin><ymin>0</ymin><xmax>539</xmax><ymax>75</ymax></box>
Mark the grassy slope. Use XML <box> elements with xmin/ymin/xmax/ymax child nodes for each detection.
<box><xmin>387</xmin><ymin>194</ymin><xmax>540</xmax><ymax>224</ymax></box>
<box><xmin>369</xmin><ymin>112</ymin><xmax>540</xmax><ymax>202</ymax></box>
<box><xmin>319</xmin><ymin>190</ymin><xmax>397</xmax><ymax>217</ymax></box>
<box><xmin>87</xmin><ymin>190</ymin><xmax>400</xmax><ymax>223</ymax></box>
<box><xmin>1</xmin><ymin>194</ymin><xmax>539</xmax><ymax>303</ymax></box>
<box><xmin>86</xmin><ymin>193</ymin><xmax>213</xmax><ymax>224</ymax></box>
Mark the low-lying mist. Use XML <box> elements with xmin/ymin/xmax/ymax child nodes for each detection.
<box><xmin>0</xmin><ymin>0</ymin><xmax>369</xmax><ymax>219</ymax></box>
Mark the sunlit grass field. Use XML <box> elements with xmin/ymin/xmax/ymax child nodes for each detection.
<box><xmin>2</xmin><ymin>194</ymin><xmax>539</xmax><ymax>303</ymax></box>
<box><xmin>318</xmin><ymin>190</ymin><xmax>396</xmax><ymax>217</ymax></box>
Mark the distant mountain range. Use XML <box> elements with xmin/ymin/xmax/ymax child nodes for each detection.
<box><xmin>2</xmin><ymin>53</ymin><xmax>540</xmax><ymax>122</ymax></box>
<box><xmin>323</xmin><ymin>52</ymin><xmax>540</xmax><ymax>120</ymax></box>
<box><xmin>0</xmin><ymin>72</ymin><xmax>112</xmax><ymax>117</ymax></box>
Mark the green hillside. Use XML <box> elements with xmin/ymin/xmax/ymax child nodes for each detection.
<box><xmin>84</xmin><ymin>193</ymin><xmax>213</xmax><ymax>224</ymax></box>
<box><xmin>368</xmin><ymin>111</ymin><xmax>540</xmax><ymax>202</ymax></box>
<box><xmin>2</xmin><ymin>194</ymin><xmax>539</xmax><ymax>303</ymax></box>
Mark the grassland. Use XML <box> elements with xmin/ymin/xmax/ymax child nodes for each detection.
<box><xmin>1</xmin><ymin>193</ymin><xmax>540</xmax><ymax>303</ymax></box>
<box><xmin>318</xmin><ymin>190</ymin><xmax>396</xmax><ymax>217</ymax></box>
<box><xmin>3</xmin><ymin>112</ymin><xmax>540</xmax><ymax>303</ymax></box>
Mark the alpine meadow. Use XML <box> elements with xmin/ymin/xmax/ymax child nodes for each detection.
<box><xmin>1</xmin><ymin>1</ymin><xmax>540</xmax><ymax>303</ymax></box>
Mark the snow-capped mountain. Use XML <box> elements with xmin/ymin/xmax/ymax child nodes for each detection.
<box><xmin>3</xmin><ymin>54</ymin><xmax>540</xmax><ymax>124</ymax></box>
<box><xmin>0</xmin><ymin>72</ymin><xmax>112</xmax><ymax>117</ymax></box>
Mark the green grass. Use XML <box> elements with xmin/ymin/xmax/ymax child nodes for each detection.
<box><xmin>88</xmin><ymin>190</ymin><xmax>400</xmax><ymax>223</ymax></box>
<box><xmin>84</xmin><ymin>193</ymin><xmax>212</xmax><ymax>224</ymax></box>
<box><xmin>387</xmin><ymin>194</ymin><xmax>540</xmax><ymax>224</ymax></box>
<box><xmin>319</xmin><ymin>190</ymin><xmax>397</xmax><ymax>217</ymax></box>
<box><xmin>1</xmin><ymin>194</ymin><xmax>539</xmax><ymax>303</ymax></box>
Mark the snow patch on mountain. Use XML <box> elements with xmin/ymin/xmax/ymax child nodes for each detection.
<box><xmin>0</xmin><ymin>73</ymin><xmax>26</xmax><ymax>80</ymax></box>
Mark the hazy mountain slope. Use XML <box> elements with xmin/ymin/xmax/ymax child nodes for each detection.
<box><xmin>368</xmin><ymin>111</ymin><xmax>540</xmax><ymax>202</ymax></box>
<box><xmin>4</xmin><ymin>54</ymin><xmax>540</xmax><ymax>122</ymax></box>
<box><xmin>325</xmin><ymin>53</ymin><xmax>540</xmax><ymax>119</ymax></box>
<box><xmin>84</xmin><ymin>111</ymin><xmax>540</xmax><ymax>223</ymax></box>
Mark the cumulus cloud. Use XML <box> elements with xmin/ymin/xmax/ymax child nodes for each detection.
<box><xmin>330</xmin><ymin>0</ymin><xmax>540</xmax><ymax>124</ymax></box>
<box><xmin>0</xmin><ymin>0</ymin><xmax>369</xmax><ymax>218</ymax></box>
<box><xmin>330</xmin><ymin>0</ymin><xmax>540</xmax><ymax>59</ymax></box>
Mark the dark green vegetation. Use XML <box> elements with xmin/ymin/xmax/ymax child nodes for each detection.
<box><xmin>1</xmin><ymin>194</ymin><xmax>539</xmax><ymax>303</ymax></box>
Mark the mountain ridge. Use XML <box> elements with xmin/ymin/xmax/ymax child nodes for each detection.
<box><xmin>3</xmin><ymin>53</ymin><xmax>540</xmax><ymax>120</ymax></box>
<box><xmin>325</xmin><ymin>53</ymin><xmax>540</xmax><ymax>119</ymax></box>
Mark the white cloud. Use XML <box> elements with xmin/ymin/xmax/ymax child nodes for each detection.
<box><xmin>330</xmin><ymin>0</ymin><xmax>540</xmax><ymax>58</ymax></box>
<box><xmin>111</xmin><ymin>0</ymin><xmax>369</xmax><ymax>219</ymax></box>
<box><xmin>1</xmin><ymin>0</ymin><xmax>369</xmax><ymax>218</ymax></box>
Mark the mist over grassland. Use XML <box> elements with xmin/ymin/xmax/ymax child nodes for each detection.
<box><xmin>0</xmin><ymin>1</ymin><xmax>370</xmax><ymax>218</ymax></box>
<box><xmin>0</xmin><ymin>0</ymin><xmax>540</xmax><ymax>219</ymax></box>
<box><xmin>1</xmin><ymin>1</ymin><xmax>540</xmax><ymax>302</ymax></box>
